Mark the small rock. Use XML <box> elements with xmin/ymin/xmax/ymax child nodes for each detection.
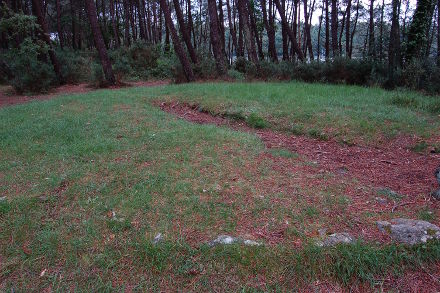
<box><xmin>39</xmin><ymin>195</ymin><xmax>48</xmax><ymax>202</ymax></box>
<box><xmin>435</xmin><ymin>167</ymin><xmax>440</xmax><ymax>185</ymax></box>
<box><xmin>318</xmin><ymin>228</ymin><xmax>328</xmax><ymax>237</ymax></box>
<box><xmin>207</xmin><ymin>235</ymin><xmax>261</xmax><ymax>247</ymax></box>
<box><xmin>432</xmin><ymin>189</ymin><xmax>440</xmax><ymax>201</ymax></box>
<box><xmin>377</xmin><ymin>218</ymin><xmax>440</xmax><ymax>245</ymax></box>
<box><xmin>375</xmin><ymin>197</ymin><xmax>388</xmax><ymax>205</ymax></box>
<box><xmin>153</xmin><ymin>233</ymin><xmax>163</xmax><ymax>245</ymax></box>
<box><xmin>0</xmin><ymin>196</ymin><xmax>6</xmax><ymax>201</ymax></box>
<box><xmin>317</xmin><ymin>232</ymin><xmax>354</xmax><ymax>247</ymax></box>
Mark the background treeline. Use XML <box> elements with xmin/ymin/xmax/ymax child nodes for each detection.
<box><xmin>0</xmin><ymin>0</ymin><xmax>439</xmax><ymax>93</ymax></box>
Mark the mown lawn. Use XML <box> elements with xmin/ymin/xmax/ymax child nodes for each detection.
<box><xmin>1</xmin><ymin>82</ymin><xmax>440</xmax><ymax>291</ymax></box>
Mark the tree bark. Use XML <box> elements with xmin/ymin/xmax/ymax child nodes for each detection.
<box><xmin>368</xmin><ymin>0</ymin><xmax>375</xmax><ymax>58</ymax></box>
<box><xmin>173</xmin><ymin>0</ymin><xmax>198</xmax><ymax>63</ymax></box>
<box><xmin>325</xmin><ymin>0</ymin><xmax>329</xmax><ymax>59</ymax></box>
<box><xmin>438</xmin><ymin>0</ymin><xmax>440</xmax><ymax>65</ymax></box>
<box><xmin>32</xmin><ymin>0</ymin><xmax>64</xmax><ymax>83</ymax></box>
<box><xmin>159</xmin><ymin>0</ymin><xmax>195</xmax><ymax>81</ymax></box>
<box><xmin>226</xmin><ymin>0</ymin><xmax>238</xmax><ymax>57</ymax></box>
<box><xmin>123</xmin><ymin>0</ymin><xmax>131</xmax><ymax>46</ymax></box>
<box><xmin>85</xmin><ymin>0</ymin><xmax>116</xmax><ymax>85</ymax></box>
<box><xmin>237</xmin><ymin>0</ymin><xmax>258</xmax><ymax>63</ymax></box>
<box><xmin>110</xmin><ymin>0</ymin><xmax>120</xmax><ymax>47</ymax></box>
<box><xmin>388</xmin><ymin>0</ymin><xmax>401</xmax><ymax>84</ymax></box>
<box><xmin>261</xmin><ymin>0</ymin><xmax>277</xmax><ymax>61</ymax></box>
<box><xmin>330</xmin><ymin>0</ymin><xmax>338</xmax><ymax>56</ymax></box>
<box><xmin>56</xmin><ymin>0</ymin><xmax>64</xmax><ymax>48</ymax></box>
<box><xmin>345</xmin><ymin>0</ymin><xmax>351</xmax><ymax>57</ymax></box>
<box><xmin>274</xmin><ymin>0</ymin><xmax>304</xmax><ymax>60</ymax></box>
<box><xmin>208</xmin><ymin>0</ymin><xmax>227</xmax><ymax>74</ymax></box>
<box><xmin>303</xmin><ymin>0</ymin><xmax>313</xmax><ymax>60</ymax></box>
<box><xmin>349</xmin><ymin>0</ymin><xmax>359</xmax><ymax>58</ymax></box>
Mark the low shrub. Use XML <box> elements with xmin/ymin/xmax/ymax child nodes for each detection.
<box><xmin>246</xmin><ymin>113</ymin><xmax>267</xmax><ymax>129</ymax></box>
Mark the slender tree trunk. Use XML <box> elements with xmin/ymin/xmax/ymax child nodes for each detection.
<box><xmin>303</xmin><ymin>0</ymin><xmax>313</xmax><ymax>60</ymax></box>
<box><xmin>378</xmin><ymin>0</ymin><xmax>384</xmax><ymax>60</ymax></box>
<box><xmin>274</xmin><ymin>0</ymin><xmax>304</xmax><ymax>60</ymax></box>
<box><xmin>368</xmin><ymin>0</ymin><xmax>375</xmax><ymax>58</ymax></box>
<box><xmin>349</xmin><ymin>0</ymin><xmax>359</xmax><ymax>58</ymax></box>
<box><xmin>173</xmin><ymin>0</ymin><xmax>198</xmax><ymax>63</ymax></box>
<box><xmin>208</xmin><ymin>0</ymin><xmax>227</xmax><ymax>74</ymax></box>
<box><xmin>338</xmin><ymin>9</ymin><xmax>345</xmax><ymax>55</ymax></box>
<box><xmin>159</xmin><ymin>0</ymin><xmax>195</xmax><ymax>81</ymax></box>
<box><xmin>237</xmin><ymin>0</ymin><xmax>258</xmax><ymax>63</ymax></box>
<box><xmin>32</xmin><ymin>0</ymin><xmax>64</xmax><ymax>83</ymax></box>
<box><xmin>110</xmin><ymin>0</ymin><xmax>120</xmax><ymax>47</ymax></box>
<box><xmin>226</xmin><ymin>0</ymin><xmax>238</xmax><ymax>57</ymax></box>
<box><xmin>317</xmin><ymin>14</ymin><xmax>323</xmax><ymax>61</ymax></box>
<box><xmin>249</xmin><ymin>3</ymin><xmax>264</xmax><ymax>60</ymax></box>
<box><xmin>325</xmin><ymin>0</ymin><xmax>329</xmax><ymax>59</ymax></box>
<box><xmin>56</xmin><ymin>0</ymin><xmax>64</xmax><ymax>48</ymax></box>
<box><xmin>261</xmin><ymin>0</ymin><xmax>277</xmax><ymax>61</ymax></box>
<box><xmin>85</xmin><ymin>0</ymin><xmax>115</xmax><ymax>85</ymax></box>
<box><xmin>187</xmin><ymin>0</ymin><xmax>196</xmax><ymax>47</ymax></box>
<box><xmin>330</xmin><ymin>0</ymin><xmax>338</xmax><ymax>56</ymax></box>
<box><xmin>438</xmin><ymin>0</ymin><xmax>440</xmax><ymax>65</ymax></box>
<box><xmin>388</xmin><ymin>0</ymin><xmax>401</xmax><ymax>85</ymax></box>
<box><xmin>123</xmin><ymin>0</ymin><xmax>131</xmax><ymax>45</ymax></box>
<box><xmin>345</xmin><ymin>0</ymin><xmax>351</xmax><ymax>57</ymax></box>
<box><xmin>218</xmin><ymin>0</ymin><xmax>226</xmax><ymax>55</ymax></box>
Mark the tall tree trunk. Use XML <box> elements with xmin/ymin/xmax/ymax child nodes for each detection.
<box><xmin>317</xmin><ymin>14</ymin><xmax>323</xmax><ymax>61</ymax></box>
<box><xmin>159</xmin><ymin>0</ymin><xmax>195</xmax><ymax>81</ymax></box>
<box><xmin>237</xmin><ymin>0</ymin><xmax>258</xmax><ymax>63</ymax></box>
<box><xmin>338</xmin><ymin>8</ymin><xmax>345</xmax><ymax>55</ymax></box>
<box><xmin>173</xmin><ymin>0</ymin><xmax>198</xmax><ymax>63</ymax></box>
<box><xmin>330</xmin><ymin>0</ymin><xmax>338</xmax><ymax>56</ymax></box>
<box><xmin>388</xmin><ymin>0</ymin><xmax>401</xmax><ymax>85</ymax></box>
<box><xmin>226</xmin><ymin>0</ymin><xmax>238</xmax><ymax>57</ymax></box>
<box><xmin>218</xmin><ymin>0</ymin><xmax>226</xmax><ymax>55</ymax></box>
<box><xmin>208</xmin><ymin>0</ymin><xmax>227</xmax><ymax>74</ymax></box>
<box><xmin>303</xmin><ymin>0</ymin><xmax>313</xmax><ymax>60</ymax></box>
<box><xmin>368</xmin><ymin>0</ymin><xmax>375</xmax><ymax>58</ymax></box>
<box><xmin>349</xmin><ymin>0</ymin><xmax>359</xmax><ymax>58</ymax></box>
<box><xmin>70</xmin><ymin>0</ymin><xmax>77</xmax><ymax>50</ymax></box>
<box><xmin>325</xmin><ymin>0</ymin><xmax>329</xmax><ymax>59</ymax></box>
<box><xmin>405</xmin><ymin>0</ymin><xmax>436</xmax><ymax>61</ymax></box>
<box><xmin>438</xmin><ymin>0</ymin><xmax>440</xmax><ymax>65</ymax></box>
<box><xmin>56</xmin><ymin>0</ymin><xmax>64</xmax><ymax>48</ymax></box>
<box><xmin>110</xmin><ymin>0</ymin><xmax>120</xmax><ymax>47</ymax></box>
<box><xmin>274</xmin><ymin>0</ymin><xmax>304</xmax><ymax>60</ymax></box>
<box><xmin>378</xmin><ymin>0</ymin><xmax>384</xmax><ymax>60</ymax></box>
<box><xmin>261</xmin><ymin>0</ymin><xmax>277</xmax><ymax>61</ymax></box>
<box><xmin>32</xmin><ymin>0</ymin><xmax>64</xmax><ymax>83</ymax></box>
<box><xmin>123</xmin><ymin>0</ymin><xmax>131</xmax><ymax>45</ymax></box>
<box><xmin>345</xmin><ymin>0</ymin><xmax>351</xmax><ymax>57</ymax></box>
<box><xmin>187</xmin><ymin>0</ymin><xmax>196</xmax><ymax>47</ymax></box>
<box><xmin>85</xmin><ymin>0</ymin><xmax>115</xmax><ymax>85</ymax></box>
<box><xmin>249</xmin><ymin>3</ymin><xmax>264</xmax><ymax>60</ymax></box>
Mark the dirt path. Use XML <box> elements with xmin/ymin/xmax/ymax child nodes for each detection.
<box><xmin>0</xmin><ymin>80</ymin><xmax>169</xmax><ymax>108</ymax></box>
<box><xmin>158</xmin><ymin>101</ymin><xmax>440</xmax><ymax>199</ymax></box>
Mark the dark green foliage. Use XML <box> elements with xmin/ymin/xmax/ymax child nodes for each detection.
<box><xmin>57</xmin><ymin>50</ymin><xmax>92</xmax><ymax>84</ymax></box>
<box><xmin>390</xmin><ymin>95</ymin><xmax>420</xmax><ymax>108</ymax></box>
<box><xmin>246</xmin><ymin>113</ymin><xmax>267</xmax><ymax>128</ymax></box>
<box><xmin>5</xmin><ymin>38</ymin><xmax>55</xmax><ymax>93</ymax></box>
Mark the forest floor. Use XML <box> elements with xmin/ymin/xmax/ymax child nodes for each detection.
<box><xmin>1</xmin><ymin>81</ymin><xmax>440</xmax><ymax>291</ymax></box>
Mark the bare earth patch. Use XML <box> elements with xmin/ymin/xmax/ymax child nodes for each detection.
<box><xmin>0</xmin><ymin>80</ymin><xmax>169</xmax><ymax>108</ymax></box>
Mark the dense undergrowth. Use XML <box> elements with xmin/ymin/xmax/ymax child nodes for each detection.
<box><xmin>1</xmin><ymin>41</ymin><xmax>440</xmax><ymax>95</ymax></box>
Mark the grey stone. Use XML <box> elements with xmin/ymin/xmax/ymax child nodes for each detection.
<box><xmin>153</xmin><ymin>233</ymin><xmax>163</xmax><ymax>245</ymax></box>
<box><xmin>207</xmin><ymin>235</ymin><xmax>261</xmax><ymax>247</ymax></box>
<box><xmin>377</xmin><ymin>218</ymin><xmax>440</xmax><ymax>245</ymax></box>
<box><xmin>435</xmin><ymin>167</ymin><xmax>440</xmax><ymax>186</ymax></box>
<box><xmin>375</xmin><ymin>197</ymin><xmax>388</xmax><ymax>205</ymax></box>
<box><xmin>432</xmin><ymin>189</ymin><xmax>440</xmax><ymax>201</ymax></box>
<box><xmin>317</xmin><ymin>232</ymin><xmax>354</xmax><ymax>247</ymax></box>
<box><xmin>0</xmin><ymin>196</ymin><xmax>6</xmax><ymax>201</ymax></box>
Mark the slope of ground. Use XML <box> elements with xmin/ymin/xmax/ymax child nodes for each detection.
<box><xmin>1</xmin><ymin>82</ymin><xmax>440</xmax><ymax>291</ymax></box>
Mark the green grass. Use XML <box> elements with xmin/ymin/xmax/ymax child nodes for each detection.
<box><xmin>1</xmin><ymin>82</ymin><xmax>440</xmax><ymax>291</ymax></box>
<box><xmin>160</xmin><ymin>81</ymin><xmax>440</xmax><ymax>145</ymax></box>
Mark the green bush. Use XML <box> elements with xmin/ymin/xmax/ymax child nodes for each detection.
<box><xmin>57</xmin><ymin>50</ymin><xmax>92</xmax><ymax>84</ymax></box>
<box><xmin>227</xmin><ymin>69</ymin><xmax>244</xmax><ymax>81</ymax></box>
<box><xmin>6</xmin><ymin>38</ymin><xmax>55</xmax><ymax>93</ymax></box>
<box><xmin>91</xmin><ymin>62</ymin><xmax>105</xmax><ymax>88</ymax></box>
<box><xmin>246</xmin><ymin>113</ymin><xmax>267</xmax><ymax>129</ymax></box>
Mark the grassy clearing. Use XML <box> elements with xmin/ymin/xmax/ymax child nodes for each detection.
<box><xmin>159</xmin><ymin>81</ymin><xmax>440</xmax><ymax>145</ymax></box>
<box><xmin>1</xmin><ymin>82</ymin><xmax>439</xmax><ymax>291</ymax></box>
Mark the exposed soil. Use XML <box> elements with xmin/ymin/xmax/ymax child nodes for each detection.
<box><xmin>0</xmin><ymin>80</ymin><xmax>169</xmax><ymax>108</ymax></box>
<box><xmin>157</xmin><ymin>101</ymin><xmax>440</xmax><ymax>199</ymax></box>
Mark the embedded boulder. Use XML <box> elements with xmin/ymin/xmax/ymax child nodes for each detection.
<box><xmin>317</xmin><ymin>232</ymin><xmax>355</xmax><ymax>247</ymax></box>
<box><xmin>377</xmin><ymin>218</ymin><xmax>440</xmax><ymax>245</ymax></box>
<box><xmin>207</xmin><ymin>235</ymin><xmax>261</xmax><ymax>247</ymax></box>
